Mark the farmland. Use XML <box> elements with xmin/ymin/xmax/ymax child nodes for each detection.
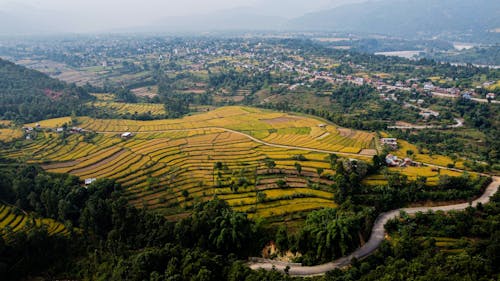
<box><xmin>88</xmin><ymin>101</ymin><xmax>167</xmax><ymax>116</ymax></box>
<box><xmin>2</xmin><ymin>106</ymin><xmax>378</xmax><ymax>220</ymax></box>
<box><xmin>0</xmin><ymin>205</ymin><xmax>68</xmax><ymax>238</ymax></box>
<box><xmin>0</xmin><ymin>128</ymin><xmax>23</xmax><ymax>142</ymax></box>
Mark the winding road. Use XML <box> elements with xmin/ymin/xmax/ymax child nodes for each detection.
<box><xmin>248</xmin><ymin>176</ymin><xmax>499</xmax><ymax>277</ymax></box>
<box><xmin>61</xmin><ymin>124</ymin><xmax>500</xmax><ymax>277</ymax></box>
<box><xmin>387</xmin><ymin>118</ymin><xmax>463</xmax><ymax>130</ymax></box>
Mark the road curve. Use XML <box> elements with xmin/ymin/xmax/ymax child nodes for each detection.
<box><xmin>63</xmin><ymin>124</ymin><xmax>499</xmax><ymax>276</ymax></box>
<box><xmin>248</xmin><ymin>176</ymin><xmax>499</xmax><ymax>277</ymax></box>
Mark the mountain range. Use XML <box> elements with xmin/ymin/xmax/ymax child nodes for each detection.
<box><xmin>0</xmin><ymin>0</ymin><xmax>498</xmax><ymax>38</ymax></box>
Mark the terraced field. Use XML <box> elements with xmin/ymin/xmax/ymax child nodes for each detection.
<box><xmin>4</xmin><ymin>106</ymin><xmax>378</xmax><ymax>220</ymax></box>
<box><xmin>393</xmin><ymin>140</ymin><xmax>465</xmax><ymax>169</ymax></box>
<box><xmin>0</xmin><ymin>128</ymin><xmax>23</xmax><ymax>142</ymax></box>
<box><xmin>363</xmin><ymin>166</ymin><xmax>466</xmax><ymax>186</ymax></box>
<box><xmin>88</xmin><ymin>101</ymin><xmax>167</xmax><ymax>116</ymax></box>
<box><xmin>0</xmin><ymin>205</ymin><xmax>69</xmax><ymax>237</ymax></box>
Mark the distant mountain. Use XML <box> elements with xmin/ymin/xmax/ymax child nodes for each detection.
<box><xmin>0</xmin><ymin>58</ymin><xmax>91</xmax><ymax>122</ymax></box>
<box><xmin>288</xmin><ymin>0</ymin><xmax>500</xmax><ymax>37</ymax></box>
<box><xmin>151</xmin><ymin>8</ymin><xmax>286</xmax><ymax>32</ymax></box>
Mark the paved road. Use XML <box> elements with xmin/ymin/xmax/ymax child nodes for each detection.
<box><xmin>387</xmin><ymin>118</ymin><xmax>463</xmax><ymax>130</ymax></box>
<box><xmin>248</xmin><ymin>176</ymin><xmax>499</xmax><ymax>277</ymax></box>
<box><xmin>57</xmin><ymin>123</ymin><xmax>500</xmax><ymax>277</ymax></box>
<box><xmin>432</xmin><ymin>92</ymin><xmax>500</xmax><ymax>104</ymax></box>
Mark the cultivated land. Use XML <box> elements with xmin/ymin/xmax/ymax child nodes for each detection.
<box><xmin>3</xmin><ymin>106</ymin><xmax>471</xmax><ymax>221</ymax></box>
<box><xmin>249</xmin><ymin>176</ymin><xmax>500</xmax><ymax>276</ymax></box>
<box><xmin>0</xmin><ymin>204</ymin><xmax>69</xmax><ymax>238</ymax></box>
<box><xmin>8</xmin><ymin>106</ymin><xmax>377</xmax><ymax>220</ymax></box>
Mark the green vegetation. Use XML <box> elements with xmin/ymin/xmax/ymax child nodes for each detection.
<box><xmin>321</xmin><ymin>192</ymin><xmax>500</xmax><ymax>281</ymax></box>
<box><xmin>0</xmin><ymin>58</ymin><xmax>92</xmax><ymax>122</ymax></box>
<box><xmin>0</xmin><ymin>35</ymin><xmax>498</xmax><ymax>281</ymax></box>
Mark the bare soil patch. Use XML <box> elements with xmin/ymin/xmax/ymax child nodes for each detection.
<box><xmin>359</xmin><ymin>149</ymin><xmax>377</xmax><ymax>156</ymax></box>
<box><xmin>338</xmin><ymin>128</ymin><xmax>353</xmax><ymax>137</ymax></box>
<box><xmin>70</xmin><ymin>149</ymin><xmax>127</xmax><ymax>174</ymax></box>
<box><xmin>42</xmin><ymin>161</ymin><xmax>79</xmax><ymax>170</ymax></box>
<box><xmin>261</xmin><ymin>116</ymin><xmax>302</xmax><ymax>125</ymax></box>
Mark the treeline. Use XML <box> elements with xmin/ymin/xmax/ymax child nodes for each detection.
<box><xmin>0</xmin><ymin>163</ymin><xmax>293</xmax><ymax>281</ymax></box>
<box><xmin>209</xmin><ymin>70</ymin><xmax>272</xmax><ymax>93</ymax></box>
<box><xmin>0</xmin><ymin>58</ymin><xmax>93</xmax><ymax>123</ymax></box>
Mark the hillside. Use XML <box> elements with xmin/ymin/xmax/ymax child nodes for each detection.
<box><xmin>288</xmin><ymin>0</ymin><xmax>500</xmax><ymax>38</ymax></box>
<box><xmin>0</xmin><ymin>58</ymin><xmax>92</xmax><ymax>122</ymax></box>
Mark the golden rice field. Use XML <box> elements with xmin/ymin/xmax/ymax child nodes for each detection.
<box><xmin>0</xmin><ymin>128</ymin><xmax>23</xmax><ymax>142</ymax></box>
<box><xmin>363</xmin><ymin>166</ymin><xmax>466</xmax><ymax>186</ymax></box>
<box><xmin>35</xmin><ymin>106</ymin><xmax>376</xmax><ymax>154</ymax></box>
<box><xmin>88</xmin><ymin>101</ymin><xmax>167</xmax><ymax>116</ymax></box>
<box><xmin>2</xmin><ymin>123</ymin><xmax>346</xmax><ymax>220</ymax></box>
<box><xmin>0</xmin><ymin>205</ymin><xmax>69</xmax><ymax>238</ymax></box>
<box><xmin>486</xmin><ymin>80</ymin><xmax>500</xmax><ymax>91</ymax></box>
<box><xmin>0</xmin><ymin>120</ymin><xmax>13</xmax><ymax>126</ymax></box>
<box><xmin>6</xmin><ymin>106</ymin><xmax>463</xmax><ymax>221</ymax></box>
<box><xmin>393</xmin><ymin>140</ymin><xmax>464</xmax><ymax>169</ymax></box>
<box><xmin>26</xmin><ymin>117</ymin><xmax>73</xmax><ymax>128</ymax></box>
<box><xmin>3</xmin><ymin>106</ymin><xmax>479</xmax><ymax>221</ymax></box>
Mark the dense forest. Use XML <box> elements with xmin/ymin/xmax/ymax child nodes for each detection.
<box><xmin>0</xmin><ymin>58</ymin><xmax>92</xmax><ymax>123</ymax></box>
<box><xmin>0</xmin><ymin>156</ymin><xmax>495</xmax><ymax>280</ymax></box>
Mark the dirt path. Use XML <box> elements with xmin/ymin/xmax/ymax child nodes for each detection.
<box><xmin>95</xmin><ymin>127</ymin><xmax>370</xmax><ymax>158</ymax></box>
<box><xmin>248</xmin><ymin>175</ymin><xmax>499</xmax><ymax>277</ymax></box>
<box><xmin>91</xmin><ymin>126</ymin><xmax>500</xmax><ymax>277</ymax></box>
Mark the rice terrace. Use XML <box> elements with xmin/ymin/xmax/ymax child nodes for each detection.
<box><xmin>0</xmin><ymin>19</ymin><xmax>498</xmax><ymax>280</ymax></box>
<box><xmin>4</xmin><ymin>106</ymin><xmax>379</xmax><ymax>221</ymax></box>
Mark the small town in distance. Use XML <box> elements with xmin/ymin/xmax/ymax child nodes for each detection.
<box><xmin>0</xmin><ymin>0</ymin><xmax>498</xmax><ymax>280</ymax></box>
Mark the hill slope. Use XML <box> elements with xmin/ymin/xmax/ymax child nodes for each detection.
<box><xmin>288</xmin><ymin>0</ymin><xmax>500</xmax><ymax>37</ymax></box>
<box><xmin>0</xmin><ymin>58</ymin><xmax>92</xmax><ymax>122</ymax></box>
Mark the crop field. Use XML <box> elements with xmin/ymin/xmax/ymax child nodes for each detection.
<box><xmin>2</xmin><ymin>128</ymin><xmax>340</xmax><ymax>221</ymax></box>
<box><xmin>26</xmin><ymin>117</ymin><xmax>73</xmax><ymax>128</ymax></box>
<box><xmin>0</xmin><ymin>205</ymin><xmax>69</xmax><ymax>238</ymax></box>
<box><xmin>88</xmin><ymin>101</ymin><xmax>167</xmax><ymax>116</ymax></box>
<box><xmin>7</xmin><ymin>106</ymin><xmax>463</xmax><ymax>222</ymax></box>
<box><xmin>71</xmin><ymin>106</ymin><xmax>376</xmax><ymax>153</ymax></box>
<box><xmin>363</xmin><ymin>166</ymin><xmax>466</xmax><ymax>186</ymax></box>
<box><xmin>1</xmin><ymin>106</ymin><xmax>375</xmax><ymax>221</ymax></box>
<box><xmin>393</xmin><ymin>140</ymin><xmax>464</xmax><ymax>169</ymax></box>
<box><xmin>1</xmin><ymin>106</ymin><xmax>474</xmax><ymax>222</ymax></box>
<box><xmin>0</xmin><ymin>128</ymin><xmax>23</xmax><ymax>142</ymax></box>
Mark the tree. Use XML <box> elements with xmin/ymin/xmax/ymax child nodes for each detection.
<box><xmin>317</xmin><ymin>168</ymin><xmax>324</xmax><ymax>177</ymax></box>
<box><xmin>294</xmin><ymin>162</ymin><xmax>302</xmax><ymax>175</ymax></box>
<box><xmin>256</xmin><ymin>191</ymin><xmax>267</xmax><ymax>203</ymax></box>
<box><xmin>264</xmin><ymin>158</ymin><xmax>276</xmax><ymax>172</ymax></box>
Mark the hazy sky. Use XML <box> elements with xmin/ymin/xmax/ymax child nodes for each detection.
<box><xmin>0</xmin><ymin>0</ymin><xmax>363</xmax><ymax>33</ymax></box>
<box><xmin>8</xmin><ymin>0</ymin><xmax>257</xmax><ymax>16</ymax></box>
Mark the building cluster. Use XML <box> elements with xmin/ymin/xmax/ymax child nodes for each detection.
<box><xmin>380</xmin><ymin>138</ymin><xmax>398</xmax><ymax>150</ymax></box>
<box><xmin>385</xmin><ymin>154</ymin><xmax>419</xmax><ymax>167</ymax></box>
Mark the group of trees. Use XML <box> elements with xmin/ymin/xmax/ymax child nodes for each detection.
<box><xmin>0</xmin><ymin>58</ymin><xmax>93</xmax><ymax>123</ymax></box>
<box><xmin>323</xmin><ymin>192</ymin><xmax>500</xmax><ymax>281</ymax></box>
<box><xmin>0</xmin><ymin>163</ymin><xmax>288</xmax><ymax>281</ymax></box>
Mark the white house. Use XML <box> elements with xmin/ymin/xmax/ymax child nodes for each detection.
<box><xmin>121</xmin><ymin>132</ymin><xmax>133</xmax><ymax>138</ymax></box>
<box><xmin>85</xmin><ymin>178</ymin><xmax>97</xmax><ymax>185</ymax></box>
